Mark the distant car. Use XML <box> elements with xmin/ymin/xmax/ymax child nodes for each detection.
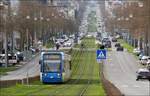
<box><xmin>115</xmin><ymin>35</ymin><xmax>120</xmax><ymax>39</ymax></box>
<box><xmin>63</xmin><ymin>41</ymin><xmax>72</xmax><ymax>47</ymax></box>
<box><xmin>139</xmin><ymin>52</ymin><xmax>146</xmax><ymax>60</ymax></box>
<box><xmin>133</xmin><ymin>48</ymin><xmax>141</xmax><ymax>56</ymax></box>
<box><xmin>136</xmin><ymin>69</ymin><xmax>150</xmax><ymax>81</ymax></box>
<box><xmin>29</xmin><ymin>46</ymin><xmax>39</xmax><ymax>53</ymax></box>
<box><xmin>116</xmin><ymin>46</ymin><xmax>124</xmax><ymax>51</ymax></box>
<box><xmin>112</xmin><ymin>38</ymin><xmax>117</xmax><ymax>42</ymax></box>
<box><xmin>87</xmin><ymin>34</ymin><xmax>92</xmax><ymax>38</ymax></box>
<box><xmin>0</xmin><ymin>54</ymin><xmax>19</xmax><ymax>66</ymax></box>
<box><xmin>104</xmin><ymin>40</ymin><xmax>111</xmax><ymax>48</ymax></box>
<box><xmin>102</xmin><ymin>37</ymin><xmax>109</xmax><ymax>43</ymax></box>
<box><xmin>141</xmin><ymin>56</ymin><xmax>150</xmax><ymax>65</ymax></box>
<box><xmin>15</xmin><ymin>51</ymin><xmax>24</xmax><ymax>61</ymax></box>
<box><xmin>115</xmin><ymin>43</ymin><xmax>120</xmax><ymax>47</ymax></box>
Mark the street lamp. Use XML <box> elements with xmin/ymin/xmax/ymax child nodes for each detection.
<box><xmin>26</xmin><ymin>16</ymin><xmax>30</xmax><ymax>51</ymax></box>
<box><xmin>40</xmin><ymin>16</ymin><xmax>44</xmax><ymax>45</ymax></box>
<box><xmin>34</xmin><ymin>17</ymin><xmax>37</xmax><ymax>41</ymax></box>
<box><xmin>46</xmin><ymin>18</ymin><xmax>50</xmax><ymax>43</ymax></box>
<box><xmin>12</xmin><ymin>12</ymin><xmax>17</xmax><ymax>52</ymax></box>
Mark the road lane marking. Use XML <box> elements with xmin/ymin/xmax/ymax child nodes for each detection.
<box><xmin>121</xmin><ymin>85</ymin><xmax>128</xmax><ymax>88</ymax></box>
<box><xmin>133</xmin><ymin>85</ymin><xmax>140</xmax><ymax>88</ymax></box>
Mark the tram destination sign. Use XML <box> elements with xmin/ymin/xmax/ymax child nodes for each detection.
<box><xmin>44</xmin><ymin>54</ymin><xmax>60</xmax><ymax>60</ymax></box>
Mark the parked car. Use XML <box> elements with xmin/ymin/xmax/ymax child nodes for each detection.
<box><xmin>135</xmin><ymin>50</ymin><xmax>144</xmax><ymax>56</ymax></box>
<box><xmin>0</xmin><ymin>54</ymin><xmax>19</xmax><ymax>66</ymax></box>
<box><xmin>133</xmin><ymin>48</ymin><xmax>141</xmax><ymax>55</ymax></box>
<box><xmin>115</xmin><ymin>35</ymin><xmax>120</xmax><ymax>39</ymax></box>
<box><xmin>116</xmin><ymin>46</ymin><xmax>124</xmax><ymax>51</ymax></box>
<box><xmin>63</xmin><ymin>41</ymin><xmax>72</xmax><ymax>47</ymax></box>
<box><xmin>112</xmin><ymin>38</ymin><xmax>117</xmax><ymax>42</ymax></box>
<box><xmin>147</xmin><ymin>62</ymin><xmax>150</xmax><ymax>71</ymax></box>
<box><xmin>115</xmin><ymin>43</ymin><xmax>120</xmax><ymax>47</ymax></box>
<box><xmin>141</xmin><ymin>56</ymin><xmax>150</xmax><ymax>65</ymax></box>
<box><xmin>139</xmin><ymin>52</ymin><xmax>146</xmax><ymax>60</ymax></box>
<box><xmin>29</xmin><ymin>46</ymin><xmax>39</xmax><ymax>53</ymax></box>
<box><xmin>136</xmin><ymin>68</ymin><xmax>150</xmax><ymax>81</ymax></box>
<box><xmin>15</xmin><ymin>51</ymin><xmax>24</xmax><ymax>61</ymax></box>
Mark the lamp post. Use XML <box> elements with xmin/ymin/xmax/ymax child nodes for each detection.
<box><xmin>12</xmin><ymin>12</ymin><xmax>16</xmax><ymax>52</ymax></box>
<box><xmin>34</xmin><ymin>17</ymin><xmax>37</xmax><ymax>42</ymax></box>
<box><xmin>46</xmin><ymin>18</ymin><xmax>50</xmax><ymax>44</ymax></box>
<box><xmin>40</xmin><ymin>16</ymin><xmax>44</xmax><ymax>45</ymax></box>
<box><xmin>26</xmin><ymin>16</ymin><xmax>30</xmax><ymax>51</ymax></box>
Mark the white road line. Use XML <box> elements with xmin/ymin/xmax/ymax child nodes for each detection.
<box><xmin>133</xmin><ymin>85</ymin><xmax>140</xmax><ymax>88</ymax></box>
<box><xmin>121</xmin><ymin>85</ymin><xmax>128</xmax><ymax>88</ymax></box>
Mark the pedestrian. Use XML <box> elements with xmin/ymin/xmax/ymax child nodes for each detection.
<box><xmin>81</xmin><ymin>42</ymin><xmax>85</xmax><ymax>49</ymax></box>
<box><xmin>56</xmin><ymin>43</ymin><xmax>60</xmax><ymax>50</ymax></box>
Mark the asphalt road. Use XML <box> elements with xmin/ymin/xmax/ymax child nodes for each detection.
<box><xmin>0</xmin><ymin>54</ymin><xmax>40</xmax><ymax>81</ymax></box>
<box><xmin>104</xmin><ymin>42</ymin><xmax>150</xmax><ymax>96</ymax></box>
<box><xmin>0</xmin><ymin>47</ymin><xmax>73</xmax><ymax>81</ymax></box>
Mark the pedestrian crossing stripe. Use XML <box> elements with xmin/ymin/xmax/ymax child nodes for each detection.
<box><xmin>98</xmin><ymin>51</ymin><xmax>105</xmax><ymax>58</ymax></box>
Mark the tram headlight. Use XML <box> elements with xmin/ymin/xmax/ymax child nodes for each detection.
<box><xmin>57</xmin><ymin>73</ymin><xmax>61</xmax><ymax>76</ymax></box>
<box><xmin>42</xmin><ymin>73</ymin><xmax>47</xmax><ymax>76</ymax></box>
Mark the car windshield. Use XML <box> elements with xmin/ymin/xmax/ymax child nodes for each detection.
<box><xmin>43</xmin><ymin>60</ymin><xmax>61</xmax><ymax>73</ymax></box>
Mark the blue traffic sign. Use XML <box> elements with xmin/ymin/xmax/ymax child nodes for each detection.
<box><xmin>97</xmin><ymin>50</ymin><xmax>106</xmax><ymax>59</ymax></box>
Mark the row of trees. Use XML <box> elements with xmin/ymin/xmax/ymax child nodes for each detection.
<box><xmin>105</xmin><ymin>0</ymin><xmax>150</xmax><ymax>55</ymax></box>
<box><xmin>0</xmin><ymin>0</ymin><xmax>79</xmax><ymax>52</ymax></box>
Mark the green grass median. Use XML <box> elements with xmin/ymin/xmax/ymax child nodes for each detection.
<box><xmin>0</xmin><ymin>66</ymin><xmax>17</xmax><ymax>75</ymax></box>
<box><xmin>88</xmin><ymin>12</ymin><xmax>97</xmax><ymax>32</ymax></box>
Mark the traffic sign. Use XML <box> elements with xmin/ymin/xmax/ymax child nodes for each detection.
<box><xmin>97</xmin><ymin>50</ymin><xmax>106</xmax><ymax>59</ymax></box>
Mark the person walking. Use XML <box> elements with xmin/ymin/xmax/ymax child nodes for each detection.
<box><xmin>56</xmin><ymin>43</ymin><xmax>60</xmax><ymax>50</ymax></box>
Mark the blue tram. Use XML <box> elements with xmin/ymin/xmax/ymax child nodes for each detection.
<box><xmin>39</xmin><ymin>51</ymin><xmax>71</xmax><ymax>83</ymax></box>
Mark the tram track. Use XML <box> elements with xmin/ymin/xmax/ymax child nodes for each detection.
<box><xmin>78</xmin><ymin>41</ymin><xmax>95</xmax><ymax>96</ymax></box>
<box><xmin>78</xmin><ymin>51</ymin><xmax>94</xmax><ymax>96</ymax></box>
<box><xmin>49</xmin><ymin>39</ymin><xmax>91</xmax><ymax>96</ymax></box>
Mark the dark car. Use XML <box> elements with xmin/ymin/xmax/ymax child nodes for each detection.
<box><xmin>103</xmin><ymin>40</ymin><xmax>111</xmax><ymax>48</ymax></box>
<box><xmin>17</xmin><ymin>52</ymin><xmax>24</xmax><ymax>61</ymax></box>
<box><xmin>136</xmin><ymin>69</ymin><xmax>150</xmax><ymax>81</ymax></box>
<box><xmin>112</xmin><ymin>38</ymin><xmax>117</xmax><ymax>42</ymax></box>
<box><xmin>115</xmin><ymin>43</ymin><xmax>120</xmax><ymax>47</ymax></box>
<box><xmin>116</xmin><ymin>46</ymin><xmax>124</xmax><ymax>51</ymax></box>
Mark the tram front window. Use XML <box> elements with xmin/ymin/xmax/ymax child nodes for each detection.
<box><xmin>43</xmin><ymin>60</ymin><xmax>61</xmax><ymax>73</ymax></box>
